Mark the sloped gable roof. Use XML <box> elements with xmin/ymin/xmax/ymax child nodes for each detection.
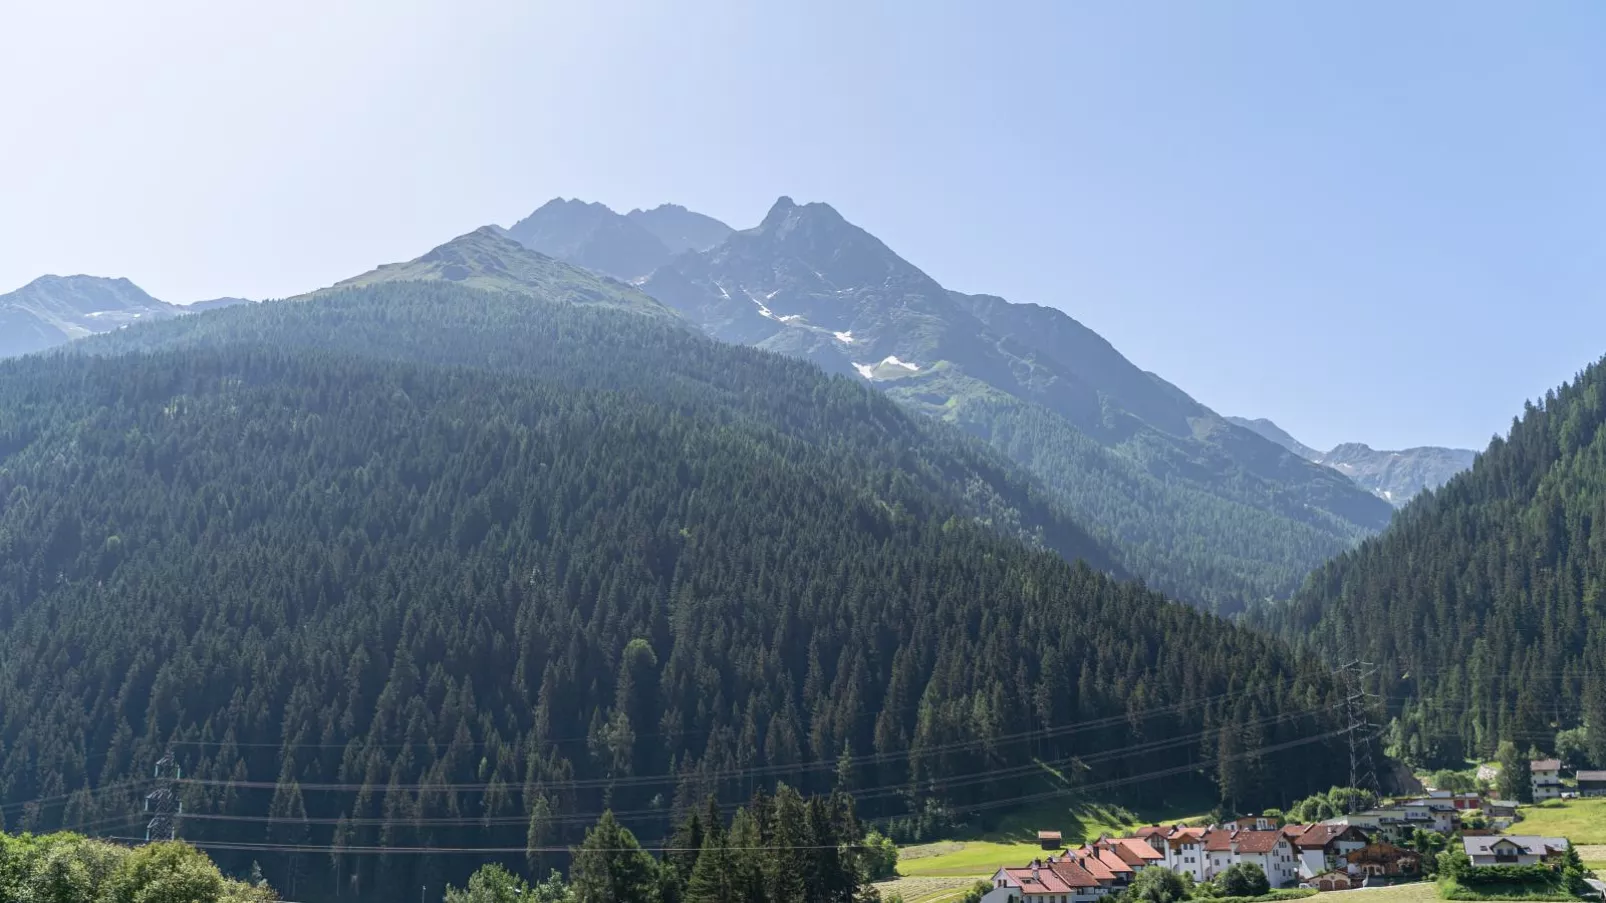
<box><xmin>1233</xmin><ymin>830</ymin><xmax>1286</xmax><ymax>854</ymax></box>
<box><xmin>1045</xmin><ymin>858</ymin><xmax>1101</xmax><ymax>888</ymax></box>
<box><xmin>1003</xmin><ymin>866</ymin><xmax>1074</xmax><ymax>895</ymax></box>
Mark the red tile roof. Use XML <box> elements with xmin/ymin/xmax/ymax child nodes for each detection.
<box><xmin>1232</xmin><ymin>830</ymin><xmax>1286</xmax><ymax>854</ymax></box>
<box><xmin>1294</xmin><ymin>824</ymin><xmax>1368</xmax><ymax>850</ymax></box>
<box><xmin>1065</xmin><ymin>852</ymin><xmax>1116</xmax><ymax>883</ymax></box>
<box><xmin>1293</xmin><ymin>824</ymin><xmax>1341</xmax><ymax>849</ymax></box>
<box><xmin>1046</xmin><ymin>858</ymin><xmax>1102</xmax><ymax>889</ymax></box>
<box><xmin>1111</xmin><ymin>838</ymin><xmax>1165</xmax><ymax>863</ymax></box>
<box><xmin>1204</xmin><ymin>828</ymin><xmax>1235</xmax><ymax>852</ymax></box>
<box><xmin>1003</xmin><ymin>866</ymin><xmax>1075</xmax><ymax>895</ymax></box>
<box><xmin>1094</xmin><ymin>848</ymin><xmax>1134</xmax><ymax>874</ymax></box>
<box><xmin>1166</xmin><ymin>826</ymin><xmax>1205</xmax><ymax>847</ymax></box>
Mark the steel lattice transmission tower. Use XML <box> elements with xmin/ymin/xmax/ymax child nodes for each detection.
<box><xmin>1337</xmin><ymin>659</ymin><xmax>1380</xmax><ymax>809</ymax></box>
<box><xmin>144</xmin><ymin>752</ymin><xmax>183</xmax><ymax>842</ymax></box>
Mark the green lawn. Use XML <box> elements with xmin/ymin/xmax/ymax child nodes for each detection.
<box><xmin>1516</xmin><ymin>798</ymin><xmax>1606</xmax><ymax>844</ymax></box>
<box><xmin>1344</xmin><ymin>884</ymin><xmax>1442</xmax><ymax>903</ymax></box>
<box><xmin>899</xmin><ymin>840</ymin><xmax>1051</xmax><ymax>878</ymax></box>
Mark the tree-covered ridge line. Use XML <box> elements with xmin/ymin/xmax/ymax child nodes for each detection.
<box><xmin>76</xmin><ymin>282</ymin><xmax>1121</xmax><ymax>576</ymax></box>
<box><xmin>1260</xmin><ymin>354</ymin><xmax>1606</xmax><ymax>770</ymax></box>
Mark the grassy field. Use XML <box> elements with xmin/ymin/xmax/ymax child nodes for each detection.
<box><xmin>1342</xmin><ymin>884</ymin><xmax>1443</xmax><ymax>903</ymax></box>
<box><xmin>873</xmin><ymin>876</ymin><xmax>983</xmax><ymax>903</ymax></box>
<box><xmin>897</xmin><ymin>796</ymin><xmax>1212</xmax><ymax>878</ymax></box>
<box><xmin>899</xmin><ymin>840</ymin><xmax>1050</xmax><ymax>878</ymax></box>
<box><xmin>1517</xmin><ymin>799</ymin><xmax>1606</xmax><ymax>844</ymax></box>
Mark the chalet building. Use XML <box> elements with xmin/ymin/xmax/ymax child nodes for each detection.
<box><xmin>1533</xmin><ymin>760</ymin><xmax>1564</xmax><ymax>802</ymax></box>
<box><xmin>985</xmin><ymin>858</ymin><xmax>1109</xmax><ymax>903</ymax></box>
<box><xmin>1229</xmin><ymin>829</ymin><xmax>1301</xmax><ymax>888</ymax></box>
<box><xmin>1188</xmin><ymin>827</ymin><xmax>1298</xmax><ymax>886</ymax></box>
<box><xmin>1073</xmin><ymin>844</ymin><xmax>1135</xmax><ymax>885</ymax></box>
<box><xmin>1039</xmin><ymin>831</ymin><xmax>1064</xmax><ymax>851</ymax></box>
<box><xmin>1162</xmin><ymin>827</ymin><xmax>1208</xmax><ymax>881</ymax></box>
<box><xmin>1291</xmin><ymin>824</ymin><xmax>1371</xmax><ymax>880</ymax></box>
<box><xmin>1345</xmin><ymin>843</ymin><xmax>1421</xmax><ymax>879</ymax></box>
<box><xmin>1462</xmin><ymin>836</ymin><xmax>1570</xmax><ymax>868</ymax></box>
<box><xmin>1577</xmin><ymin>771</ymin><xmax>1606</xmax><ymax>798</ymax></box>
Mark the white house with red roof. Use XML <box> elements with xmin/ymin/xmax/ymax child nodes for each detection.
<box><xmin>1161</xmin><ymin>826</ymin><xmax>1208</xmax><ymax>881</ymax></box>
<box><xmin>984</xmin><ymin>856</ymin><xmax>1111</xmax><ymax>903</ymax></box>
<box><xmin>1290</xmin><ymin>823</ymin><xmax>1371</xmax><ymax>880</ymax></box>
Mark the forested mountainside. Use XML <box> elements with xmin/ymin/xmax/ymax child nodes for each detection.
<box><xmin>1265</xmin><ymin>356</ymin><xmax>1606</xmax><ymax>769</ymax></box>
<box><xmin>0</xmin><ymin>279</ymin><xmax>1357</xmax><ymax>902</ymax></box>
<box><xmin>1227</xmin><ymin>416</ymin><xmax>1475</xmax><ymax>507</ymax></box>
<box><xmin>0</xmin><ymin>275</ymin><xmax>179</xmax><ymax>358</ymax></box>
<box><xmin>630</xmin><ymin>196</ymin><xmax>1390</xmax><ymax>612</ymax></box>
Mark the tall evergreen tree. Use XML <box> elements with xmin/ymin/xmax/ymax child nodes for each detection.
<box><xmin>571</xmin><ymin>812</ymin><xmax>660</xmax><ymax>903</ymax></box>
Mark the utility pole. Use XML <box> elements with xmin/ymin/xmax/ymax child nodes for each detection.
<box><xmin>1337</xmin><ymin>660</ymin><xmax>1380</xmax><ymax>810</ymax></box>
<box><xmin>144</xmin><ymin>751</ymin><xmax>182</xmax><ymax>842</ymax></box>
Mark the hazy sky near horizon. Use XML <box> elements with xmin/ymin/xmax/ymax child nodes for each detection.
<box><xmin>3</xmin><ymin>1</ymin><xmax>1602</xmax><ymax>450</ymax></box>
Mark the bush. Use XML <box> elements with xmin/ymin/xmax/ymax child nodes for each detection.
<box><xmin>1130</xmin><ymin>866</ymin><xmax>1190</xmax><ymax>903</ymax></box>
<box><xmin>1210</xmin><ymin>892</ymin><xmax>1316</xmax><ymax>903</ymax></box>
<box><xmin>1437</xmin><ymin>850</ymin><xmax>1472</xmax><ymax>881</ymax></box>
<box><xmin>1456</xmin><ymin>865</ymin><xmax>1558</xmax><ymax>887</ymax></box>
<box><xmin>1437</xmin><ymin>877</ymin><xmax>1575</xmax><ymax>901</ymax></box>
<box><xmin>1215</xmin><ymin>863</ymin><xmax>1270</xmax><ymax>898</ymax></box>
<box><xmin>863</xmin><ymin>830</ymin><xmax>900</xmax><ymax>881</ymax></box>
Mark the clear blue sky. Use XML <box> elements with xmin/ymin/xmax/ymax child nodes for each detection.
<box><xmin>3</xmin><ymin>1</ymin><xmax>1601</xmax><ymax>451</ymax></box>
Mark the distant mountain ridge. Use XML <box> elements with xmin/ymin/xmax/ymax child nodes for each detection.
<box><xmin>1227</xmin><ymin>415</ymin><xmax>1475</xmax><ymax>506</ymax></box>
<box><xmin>620</xmin><ymin>195</ymin><xmax>1395</xmax><ymax>610</ymax></box>
<box><xmin>303</xmin><ymin>226</ymin><xmax>675</xmax><ymax>318</ymax></box>
<box><xmin>0</xmin><ymin>274</ymin><xmax>179</xmax><ymax>357</ymax></box>
<box><xmin>183</xmin><ymin>296</ymin><xmax>253</xmax><ymax>313</ymax></box>
<box><xmin>626</xmin><ymin>203</ymin><xmax>734</xmax><ymax>255</ymax></box>
<box><xmin>504</xmin><ymin>198</ymin><xmax>733</xmax><ymax>280</ymax></box>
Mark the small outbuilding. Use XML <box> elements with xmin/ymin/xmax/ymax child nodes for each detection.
<box><xmin>1311</xmin><ymin>870</ymin><xmax>1356</xmax><ymax>892</ymax></box>
<box><xmin>1578</xmin><ymin>771</ymin><xmax>1606</xmax><ymax>798</ymax></box>
<box><xmin>1038</xmin><ymin>830</ymin><xmax>1063</xmax><ymax>850</ymax></box>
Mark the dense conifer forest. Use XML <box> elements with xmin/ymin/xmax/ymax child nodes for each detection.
<box><xmin>1267</xmin><ymin>355</ymin><xmax>1606</xmax><ymax>769</ymax></box>
<box><xmin>0</xmin><ymin>283</ymin><xmax>1355</xmax><ymax>900</ymax></box>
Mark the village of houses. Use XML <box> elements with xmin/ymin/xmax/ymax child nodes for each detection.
<box><xmin>980</xmin><ymin>759</ymin><xmax>1605</xmax><ymax>903</ymax></box>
